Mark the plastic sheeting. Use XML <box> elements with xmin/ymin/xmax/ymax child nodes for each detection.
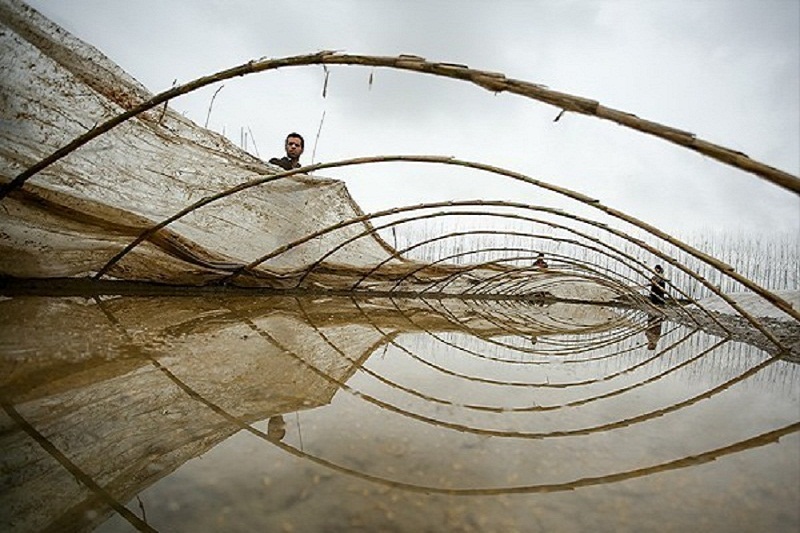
<box><xmin>0</xmin><ymin>0</ymin><xmax>402</xmax><ymax>287</ymax></box>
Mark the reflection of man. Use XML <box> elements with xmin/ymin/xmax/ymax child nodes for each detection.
<box><xmin>645</xmin><ymin>315</ymin><xmax>663</xmax><ymax>350</ymax></box>
<box><xmin>267</xmin><ymin>415</ymin><xmax>286</xmax><ymax>442</ymax></box>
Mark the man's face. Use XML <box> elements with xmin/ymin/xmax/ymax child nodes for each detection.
<box><xmin>286</xmin><ymin>137</ymin><xmax>304</xmax><ymax>159</ymax></box>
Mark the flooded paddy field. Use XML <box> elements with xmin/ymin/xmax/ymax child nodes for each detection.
<box><xmin>1</xmin><ymin>294</ymin><xmax>798</xmax><ymax>532</ymax></box>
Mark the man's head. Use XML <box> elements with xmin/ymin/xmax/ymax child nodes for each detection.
<box><xmin>285</xmin><ymin>132</ymin><xmax>304</xmax><ymax>160</ymax></box>
<box><xmin>655</xmin><ymin>265</ymin><xmax>664</xmax><ymax>274</ymax></box>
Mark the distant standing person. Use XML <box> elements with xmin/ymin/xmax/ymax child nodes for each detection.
<box><xmin>649</xmin><ymin>264</ymin><xmax>667</xmax><ymax>305</ymax></box>
<box><xmin>533</xmin><ymin>252</ymin><xmax>548</xmax><ymax>270</ymax></box>
<box><xmin>269</xmin><ymin>132</ymin><xmax>304</xmax><ymax>170</ymax></box>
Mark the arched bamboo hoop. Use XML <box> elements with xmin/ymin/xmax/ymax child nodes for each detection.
<box><xmin>345</xmin><ymin>228</ymin><xmax>648</xmax><ymax>298</ymax></box>
<box><xmin>83</xmin><ymin>154</ymin><xmax>791</xmax><ymax>350</ymax></box>
<box><xmin>1</xmin><ymin>47</ymin><xmax>793</xmax><ymax>352</ymax></box>
<box><xmin>235</xmin><ymin>192</ymin><xmax>790</xmax><ymax>349</ymax></box>
<box><xmin>164</xmin><ymin>156</ymin><xmax>793</xmax><ymax>328</ymax></box>
<box><xmin>385</xmin><ymin>247</ymin><xmax>627</xmax><ymax>295</ymax></box>
<box><xmin>308</xmin><ymin>214</ymin><xmax>646</xmax><ymax>291</ymax></box>
<box><xmin>2</xmin><ymin>51</ymin><xmax>797</xmax><ymax>198</ymax></box>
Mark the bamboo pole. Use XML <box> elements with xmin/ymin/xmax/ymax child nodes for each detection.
<box><xmin>1</xmin><ymin>43</ymin><xmax>794</xmax><ymax>350</ymax></box>
<box><xmin>2</xmin><ymin>52</ymin><xmax>798</xmax><ymax>199</ymax></box>
<box><xmin>84</xmin><ymin>154</ymin><xmax>793</xmax><ymax>350</ymax></box>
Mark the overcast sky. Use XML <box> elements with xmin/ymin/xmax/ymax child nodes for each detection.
<box><xmin>25</xmin><ymin>0</ymin><xmax>800</xmax><ymax>237</ymax></box>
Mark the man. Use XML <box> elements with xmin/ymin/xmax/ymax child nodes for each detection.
<box><xmin>269</xmin><ymin>132</ymin><xmax>304</xmax><ymax>170</ymax></box>
<box><xmin>649</xmin><ymin>264</ymin><xmax>667</xmax><ymax>305</ymax></box>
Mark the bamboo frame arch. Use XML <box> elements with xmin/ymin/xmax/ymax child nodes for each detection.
<box><xmin>2</xmin><ymin>51</ymin><xmax>797</xmax><ymax>198</ymax></box>
<box><xmin>2</xmin><ymin>51</ymin><xmax>795</xmax><ymax>353</ymax></box>
<box><xmin>74</xmin><ymin>154</ymin><xmax>792</xmax><ymax>351</ymax></box>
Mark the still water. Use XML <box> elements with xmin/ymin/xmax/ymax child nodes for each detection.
<box><xmin>1</xmin><ymin>294</ymin><xmax>798</xmax><ymax>532</ymax></box>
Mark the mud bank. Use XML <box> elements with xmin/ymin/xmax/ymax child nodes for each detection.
<box><xmin>664</xmin><ymin>291</ymin><xmax>800</xmax><ymax>361</ymax></box>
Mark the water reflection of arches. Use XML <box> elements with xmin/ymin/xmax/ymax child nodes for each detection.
<box><xmin>0</xmin><ymin>295</ymin><xmax>382</xmax><ymax>532</ymax></box>
<box><xmin>1</xmin><ymin>295</ymin><xmax>797</xmax><ymax>532</ymax></box>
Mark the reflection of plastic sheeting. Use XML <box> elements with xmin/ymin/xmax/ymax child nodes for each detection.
<box><xmin>0</xmin><ymin>296</ymin><xmax>371</xmax><ymax>532</ymax></box>
<box><xmin>0</xmin><ymin>293</ymin><xmax>634</xmax><ymax>531</ymax></box>
<box><xmin>1</xmin><ymin>295</ymin><xmax>797</xmax><ymax>532</ymax></box>
<box><xmin>0</xmin><ymin>294</ymin><xmax>621</xmax><ymax>531</ymax></box>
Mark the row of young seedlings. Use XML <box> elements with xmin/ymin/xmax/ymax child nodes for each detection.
<box><xmin>384</xmin><ymin>219</ymin><xmax>797</xmax><ymax>302</ymax></box>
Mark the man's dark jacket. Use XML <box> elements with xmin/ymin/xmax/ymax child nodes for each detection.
<box><xmin>269</xmin><ymin>156</ymin><xmax>300</xmax><ymax>171</ymax></box>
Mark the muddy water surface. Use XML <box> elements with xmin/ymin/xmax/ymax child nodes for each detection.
<box><xmin>1</xmin><ymin>295</ymin><xmax>798</xmax><ymax>532</ymax></box>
